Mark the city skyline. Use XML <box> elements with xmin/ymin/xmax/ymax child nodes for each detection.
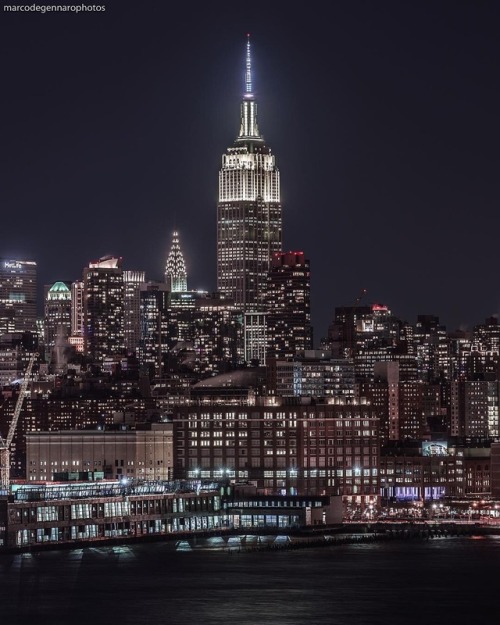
<box><xmin>1</xmin><ymin>2</ymin><xmax>500</xmax><ymax>339</ymax></box>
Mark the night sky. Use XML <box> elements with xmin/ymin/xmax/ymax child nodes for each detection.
<box><xmin>1</xmin><ymin>1</ymin><xmax>499</xmax><ymax>341</ymax></box>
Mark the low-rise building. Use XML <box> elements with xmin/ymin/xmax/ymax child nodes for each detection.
<box><xmin>172</xmin><ymin>399</ymin><xmax>380</xmax><ymax>511</ymax></box>
<box><xmin>26</xmin><ymin>423</ymin><xmax>173</xmax><ymax>482</ymax></box>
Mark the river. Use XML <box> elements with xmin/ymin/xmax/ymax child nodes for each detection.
<box><xmin>1</xmin><ymin>534</ymin><xmax>498</xmax><ymax>625</ymax></box>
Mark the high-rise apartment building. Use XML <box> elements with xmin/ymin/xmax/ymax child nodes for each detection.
<box><xmin>217</xmin><ymin>37</ymin><xmax>282</xmax><ymax>311</ymax></box>
<box><xmin>68</xmin><ymin>280</ymin><xmax>85</xmax><ymax>354</ymax></box>
<box><xmin>266</xmin><ymin>251</ymin><xmax>312</xmax><ymax>358</ymax></box>
<box><xmin>123</xmin><ymin>270</ymin><xmax>146</xmax><ymax>355</ymax></box>
<box><xmin>138</xmin><ymin>281</ymin><xmax>169</xmax><ymax>376</ymax></box>
<box><xmin>450</xmin><ymin>380</ymin><xmax>500</xmax><ymax>438</ymax></box>
<box><xmin>0</xmin><ymin>259</ymin><xmax>37</xmax><ymax>335</ymax></box>
<box><xmin>165</xmin><ymin>291</ymin><xmax>244</xmax><ymax>375</ymax></box>
<box><xmin>83</xmin><ymin>256</ymin><xmax>124</xmax><ymax>363</ymax></box>
<box><xmin>71</xmin><ymin>280</ymin><xmax>84</xmax><ymax>336</ymax></box>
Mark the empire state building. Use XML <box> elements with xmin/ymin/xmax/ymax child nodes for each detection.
<box><xmin>217</xmin><ymin>36</ymin><xmax>282</xmax><ymax>311</ymax></box>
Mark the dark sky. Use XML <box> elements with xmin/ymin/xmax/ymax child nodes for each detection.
<box><xmin>1</xmin><ymin>1</ymin><xmax>499</xmax><ymax>341</ymax></box>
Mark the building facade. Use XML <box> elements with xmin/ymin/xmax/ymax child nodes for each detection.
<box><xmin>217</xmin><ymin>37</ymin><xmax>282</xmax><ymax>311</ymax></box>
<box><xmin>165</xmin><ymin>231</ymin><xmax>187</xmax><ymax>293</ymax></box>
<box><xmin>123</xmin><ymin>270</ymin><xmax>146</xmax><ymax>355</ymax></box>
<box><xmin>266</xmin><ymin>251</ymin><xmax>312</xmax><ymax>359</ymax></box>
<box><xmin>0</xmin><ymin>259</ymin><xmax>37</xmax><ymax>336</ymax></box>
<box><xmin>269</xmin><ymin>351</ymin><xmax>355</xmax><ymax>398</ymax></box>
<box><xmin>0</xmin><ymin>480</ymin><xmax>225</xmax><ymax>550</ymax></box>
<box><xmin>83</xmin><ymin>256</ymin><xmax>125</xmax><ymax>363</ymax></box>
<box><xmin>26</xmin><ymin>423</ymin><xmax>173</xmax><ymax>482</ymax></box>
<box><xmin>138</xmin><ymin>281</ymin><xmax>169</xmax><ymax>376</ymax></box>
<box><xmin>172</xmin><ymin>400</ymin><xmax>380</xmax><ymax>510</ymax></box>
<box><xmin>44</xmin><ymin>281</ymin><xmax>72</xmax><ymax>363</ymax></box>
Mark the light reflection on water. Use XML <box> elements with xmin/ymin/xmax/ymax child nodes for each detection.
<box><xmin>0</xmin><ymin>536</ymin><xmax>499</xmax><ymax>625</ymax></box>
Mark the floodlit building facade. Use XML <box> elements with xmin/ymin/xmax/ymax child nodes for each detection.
<box><xmin>217</xmin><ymin>36</ymin><xmax>282</xmax><ymax>311</ymax></box>
<box><xmin>26</xmin><ymin>423</ymin><xmax>174</xmax><ymax>482</ymax></box>
<box><xmin>165</xmin><ymin>231</ymin><xmax>188</xmax><ymax>293</ymax></box>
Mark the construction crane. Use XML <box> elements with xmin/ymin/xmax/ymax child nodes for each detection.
<box><xmin>0</xmin><ymin>352</ymin><xmax>37</xmax><ymax>491</ymax></box>
<box><xmin>353</xmin><ymin>288</ymin><xmax>367</xmax><ymax>310</ymax></box>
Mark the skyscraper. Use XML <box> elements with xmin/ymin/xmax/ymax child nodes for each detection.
<box><xmin>0</xmin><ymin>259</ymin><xmax>37</xmax><ymax>335</ymax></box>
<box><xmin>217</xmin><ymin>36</ymin><xmax>282</xmax><ymax>311</ymax></box>
<box><xmin>138</xmin><ymin>281</ymin><xmax>169</xmax><ymax>376</ymax></box>
<box><xmin>44</xmin><ymin>281</ymin><xmax>72</xmax><ymax>360</ymax></box>
<box><xmin>266</xmin><ymin>251</ymin><xmax>312</xmax><ymax>358</ymax></box>
<box><xmin>123</xmin><ymin>270</ymin><xmax>146</xmax><ymax>354</ymax></box>
<box><xmin>69</xmin><ymin>280</ymin><xmax>84</xmax><ymax>353</ymax></box>
<box><xmin>165</xmin><ymin>231</ymin><xmax>187</xmax><ymax>293</ymax></box>
<box><xmin>83</xmin><ymin>256</ymin><xmax>124</xmax><ymax>363</ymax></box>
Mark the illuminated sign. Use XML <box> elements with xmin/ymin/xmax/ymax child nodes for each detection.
<box><xmin>422</xmin><ymin>441</ymin><xmax>448</xmax><ymax>457</ymax></box>
<box><xmin>4</xmin><ymin>261</ymin><xmax>22</xmax><ymax>270</ymax></box>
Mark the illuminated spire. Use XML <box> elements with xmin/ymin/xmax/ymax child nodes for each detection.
<box><xmin>165</xmin><ymin>231</ymin><xmax>187</xmax><ymax>293</ymax></box>
<box><xmin>245</xmin><ymin>33</ymin><xmax>253</xmax><ymax>96</ymax></box>
<box><xmin>237</xmin><ymin>34</ymin><xmax>262</xmax><ymax>142</ymax></box>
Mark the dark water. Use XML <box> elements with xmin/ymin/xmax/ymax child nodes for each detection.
<box><xmin>1</xmin><ymin>536</ymin><xmax>498</xmax><ymax>625</ymax></box>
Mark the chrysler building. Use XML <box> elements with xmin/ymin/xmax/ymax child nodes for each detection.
<box><xmin>165</xmin><ymin>231</ymin><xmax>188</xmax><ymax>293</ymax></box>
<box><xmin>217</xmin><ymin>36</ymin><xmax>282</xmax><ymax>311</ymax></box>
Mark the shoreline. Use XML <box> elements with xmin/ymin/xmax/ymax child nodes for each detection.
<box><xmin>1</xmin><ymin>521</ymin><xmax>494</xmax><ymax>555</ymax></box>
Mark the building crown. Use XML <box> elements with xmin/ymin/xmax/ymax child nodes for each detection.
<box><xmin>236</xmin><ymin>35</ymin><xmax>263</xmax><ymax>144</ymax></box>
<box><xmin>165</xmin><ymin>231</ymin><xmax>187</xmax><ymax>293</ymax></box>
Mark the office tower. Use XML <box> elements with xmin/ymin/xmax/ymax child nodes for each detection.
<box><xmin>414</xmin><ymin>315</ymin><xmax>450</xmax><ymax>383</ymax></box>
<box><xmin>217</xmin><ymin>36</ymin><xmax>282</xmax><ymax>311</ymax></box>
<box><xmin>165</xmin><ymin>291</ymin><xmax>243</xmax><ymax>375</ymax></box>
<box><xmin>266</xmin><ymin>251</ymin><xmax>312</xmax><ymax>358</ymax></box>
<box><xmin>165</xmin><ymin>231</ymin><xmax>187</xmax><ymax>293</ymax></box>
<box><xmin>138</xmin><ymin>281</ymin><xmax>169</xmax><ymax>376</ymax></box>
<box><xmin>244</xmin><ymin>312</ymin><xmax>267</xmax><ymax>365</ymax></box>
<box><xmin>326</xmin><ymin>303</ymin><xmax>402</xmax><ymax>381</ymax></box>
<box><xmin>167</xmin><ymin>290</ymin><xmax>208</xmax><ymax>348</ymax></box>
<box><xmin>83</xmin><ymin>256</ymin><xmax>124</xmax><ymax>363</ymax></box>
<box><xmin>325</xmin><ymin>305</ymin><xmax>374</xmax><ymax>358</ymax></box>
<box><xmin>193</xmin><ymin>294</ymin><xmax>244</xmax><ymax>374</ymax></box>
<box><xmin>44</xmin><ymin>281</ymin><xmax>71</xmax><ymax>363</ymax></box>
<box><xmin>0</xmin><ymin>259</ymin><xmax>37</xmax><ymax>335</ymax></box>
<box><xmin>68</xmin><ymin>280</ymin><xmax>84</xmax><ymax>353</ymax></box>
<box><xmin>123</xmin><ymin>270</ymin><xmax>146</xmax><ymax>355</ymax></box>
<box><xmin>450</xmin><ymin>380</ymin><xmax>500</xmax><ymax>438</ymax></box>
<box><xmin>71</xmin><ymin>280</ymin><xmax>84</xmax><ymax>336</ymax></box>
<box><xmin>461</xmin><ymin>317</ymin><xmax>500</xmax><ymax>380</ymax></box>
<box><xmin>268</xmin><ymin>351</ymin><xmax>355</xmax><ymax>398</ymax></box>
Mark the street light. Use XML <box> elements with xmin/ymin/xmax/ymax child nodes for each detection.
<box><xmin>468</xmin><ymin>502</ymin><xmax>477</xmax><ymax>523</ymax></box>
